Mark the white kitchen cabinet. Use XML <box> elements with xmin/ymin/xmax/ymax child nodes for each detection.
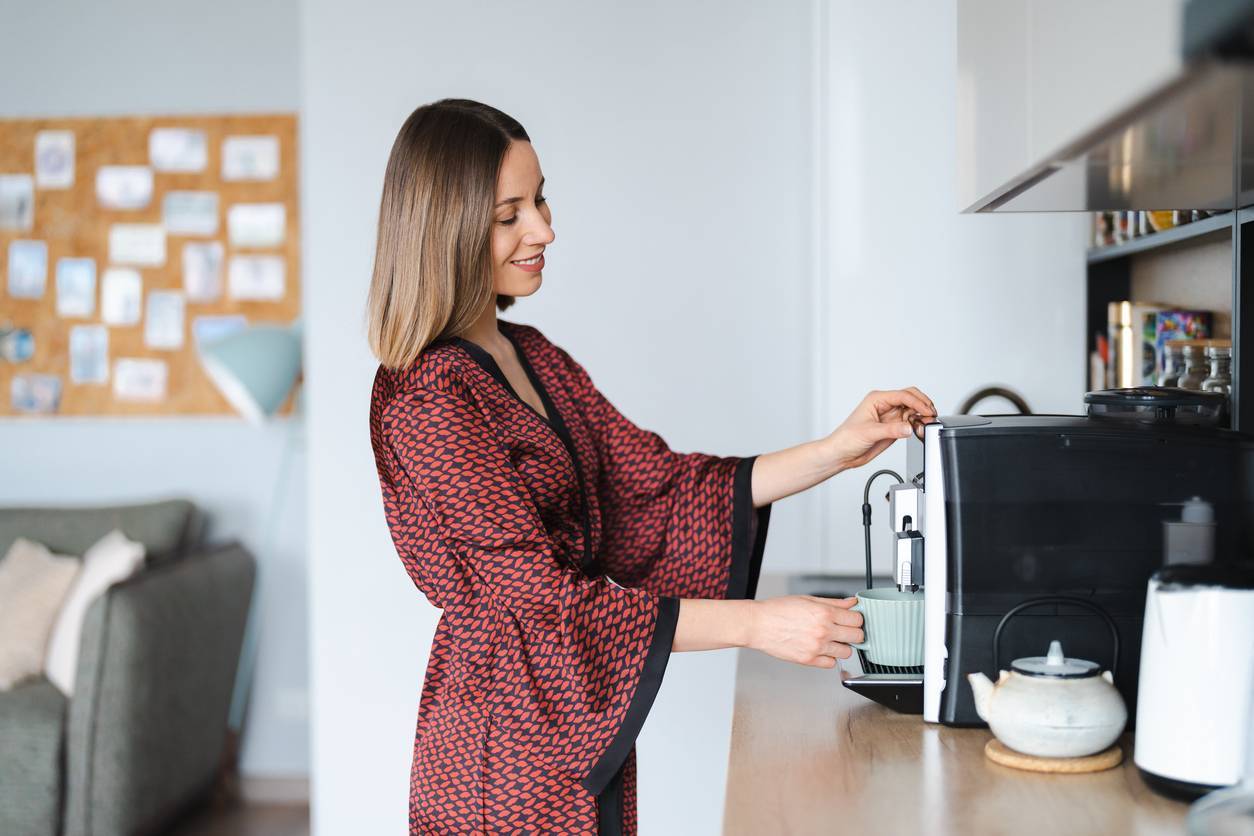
<box><xmin>957</xmin><ymin>0</ymin><xmax>1184</xmax><ymax>211</ymax></box>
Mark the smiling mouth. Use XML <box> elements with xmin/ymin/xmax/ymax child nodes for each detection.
<box><xmin>511</xmin><ymin>253</ymin><xmax>543</xmax><ymax>265</ymax></box>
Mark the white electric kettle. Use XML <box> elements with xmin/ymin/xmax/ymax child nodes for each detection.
<box><xmin>1135</xmin><ymin>563</ymin><xmax>1254</xmax><ymax>799</ymax></box>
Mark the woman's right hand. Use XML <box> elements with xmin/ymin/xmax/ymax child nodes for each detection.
<box><xmin>746</xmin><ymin>595</ymin><xmax>864</xmax><ymax>668</ymax></box>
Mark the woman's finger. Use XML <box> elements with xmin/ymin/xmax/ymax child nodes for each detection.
<box><xmin>878</xmin><ymin>405</ymin><xmax>913</xmax><ymax>424</ymax></box>
<box><xmin>812</xmin><ymin>595</ymin><xmax>858</xmax><ymax>610</ymax></box>
<box><xmin>868</xmin><ymin>421</ymin><xmax>913</xmax><ymax>442</ymax></box>
<box><xmin>830</xmin><ymin>625</ymin><xmax>864</xmax><ymax>645</ymax></box>
<box><xmin>832</xmin><ymin>607</ymin><xmax>863</xmax><ymax>628</ymax></box>
<box><xmin>904</xmin><ymin>386</ymin><xmax>937</xmax><ymax>416</ymax></box>
<box><xmin>823</xmin><ymin>641</ymin><xmax>853</xmax><ymax>660</ymax></box>
<box><xmin>877</xmin><ymin>388</ymin><xmax>934</xmax><ymax>418</ymax></box>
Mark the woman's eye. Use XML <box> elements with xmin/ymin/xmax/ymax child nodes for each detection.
<box><xmin>497</xmin><ymin>197</ymin><xmax>546</xmax><ymax>225</ymax></box>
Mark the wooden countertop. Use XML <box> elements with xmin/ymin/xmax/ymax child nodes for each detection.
<box><xmin>723</xmin><ymin>574</ymin><xmax>1189</xmax><ymax>835</ymax></box>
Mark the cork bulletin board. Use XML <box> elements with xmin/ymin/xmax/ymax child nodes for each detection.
<box><xmin>0</xmin><ymin>113</ymin><xmax>300</xmax><ymax>417</ymax></box>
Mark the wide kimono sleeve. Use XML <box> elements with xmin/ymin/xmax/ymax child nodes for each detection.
<box><xmin>554</xmin><ymin>346</ymin><xmax>772</xmax><ymax>601</ymax></box>
<box><xmin>380</xmin><ymin>384</ymin><xmax>678</xmax><ymax>796</ymax></box>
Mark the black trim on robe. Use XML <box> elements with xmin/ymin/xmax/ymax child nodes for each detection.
<box><xmin>503</xmin><ymin>329</ymin><xmax>602</xmax><ymax>577</ymax></box>
<box><xmin>452</xmin><ymin>330</ymin><xmax>601</xmax><ymax>577</ymax></box>
<box><xmin>582</xmin><ymin>595</ymin><xmax>680</xmax><ymax>796</ymax></box>
<box><xmin>596</xmin><ymin>760</ymin><xmax>627</xmax><ymax>836</ymax></box>
<box><xmin>728</xmin><ymin>455</ymin><xmax>773</xmax><ymax>600</ymax></box>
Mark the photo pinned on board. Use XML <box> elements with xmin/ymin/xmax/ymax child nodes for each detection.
<box><xmin>69</xmin><ymin>324</ymin><xmax>108</xmax><ymax>384</ymax></box>
<box><xmin>228</xmin><ymin>203</ymin><xmax>286</xmax><ymax>248</ymax></box>
<box><xmin>183</xmin><ymin>241</ymin><xmax>225</xmax><ymax>302</ymax></box>
<box><xmin>56</xmin><ymin>257</ymin><xmax>97</xmax><ymax>318</ymax></box>
<box><xmin>10</xmin><ymin>373</ymin><xmax>61</xmax><ymax>414</ymax></box>
<box><xmin>150</xmin><ymin>127</ymin><xmax>208</xmax><ymax>172</ymax></box>
<box><xmin>113</xmin><ymin>358</ymin><xmax>168</xmax><ymax>402</ymax></box>
<box><xmin>163</xmin><ymin>191</ymin><xmax>219</xmax><ymax>236</ymax></box>
<box><xmin>0</xmin><ymin>324</ymin><xmax>35</xmax><ymax>364</ymax></box>
<box><xmin>0</xmin><ymin>174</ymin><xmax>34</xmax><ymax>231</ymax></box>
<box><xmin>35</xmin><ymin>131</ymin><xmax>74</xmax><ymax>189</ymax></box>
<box><xmin>222</xmin><ymin>135</ymin><xmax>280</xmax><ymax>181</ymax></box>
<box><xmin>8</xmin><ymin>239</ymin><xmax>48</xmax><ymax>298</ymax></box>
<box><xmin>192</xmin><ymin>314</ymin><xmax>247</xmax><ymax>348</ymax></box>
<box><xmin>101</xmin><ymin>268</ymin><xmax>143</xmax><ymax>325</ymax></box>
<box><xmin>109</xmin><ymin>223</ymin><xmax>166</xmax><ymax>267</ymax></box>
<box><xmin>96</xmin><ymin>166</ymin><xmax>154</xmax><ymax>210</ymax></box>
<box><xmin>228</xmin><ymin>254</ymin><xmax>285</xmax><ymax>300</ymax></box>
<box><xmin>144</xmin><ymin>290</ymin><xmax>186</xmax><ymax>350</ymax></box>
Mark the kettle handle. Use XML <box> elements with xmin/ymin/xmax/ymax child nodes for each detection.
<box><xmin>991</xmin><ymin>596</ymin><xmax>1120</xmax><ymax>681</ymax></box>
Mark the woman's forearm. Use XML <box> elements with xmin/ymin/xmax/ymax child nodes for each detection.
<box><xmin>672</xmin><ymin>595</ymin><xmax>866</xmax><ymax>664</ymax></box>
<box><xmin>750</xmin><ymin>437</ymin><xmax>843</xmax><ymax>509</ymax></box>
<box><xmin>672</xmin><ymin>598</ymin><xmax>755</xmax><ymax>651</ymax></box>
<box><xmin>748</xmin><ymin>388</ymin><xmax>935</xmax><ymax>509</ymax></box>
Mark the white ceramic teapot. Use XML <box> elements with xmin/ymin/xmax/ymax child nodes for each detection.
<box><xmin>967</xmin><ymin>640</ymin><xmax>1127</xmax><ymax>758</ymax></box>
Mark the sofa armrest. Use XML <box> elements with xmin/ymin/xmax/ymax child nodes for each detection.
<box><xmin>63</xmin><ymin>541</ymin><xmax>256</xmax><ymax>836</ymax></box>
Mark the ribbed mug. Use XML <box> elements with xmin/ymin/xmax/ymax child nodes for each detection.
<box><xmin>850</xmin><ymin>587</ymin><xmax>925</xmax><ymax>667</ymax></box>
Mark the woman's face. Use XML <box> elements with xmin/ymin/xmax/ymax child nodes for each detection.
<box><xmin>491</xmin><ymin>140</ymin><xmax>555</xmax><ymax>299</ymax></box>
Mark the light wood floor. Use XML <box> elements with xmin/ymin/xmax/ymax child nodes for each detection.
<box><xmin>167</xmin><ymin>802</ymin><xmax>309</xmax><ymax>836</ymax></box>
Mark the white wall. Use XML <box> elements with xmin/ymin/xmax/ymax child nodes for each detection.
<box><xmin>304</xmin><ymin>1</ymin><xmax>1090</xmax><ymax>833</ymax></box>
<box><xmin>0</xmin><ymin>0</ymin><xmax>308</xmax><ymax>779</ymax></box>
<box><xmin>302</xmin><ymin>1</ymin><xmax>816</xmax><ymax>833</ymax></box>
<box><xmin>815</xmin><ymin>0</ymin><xmax>1089</xmax><ymax>575</ymax></box>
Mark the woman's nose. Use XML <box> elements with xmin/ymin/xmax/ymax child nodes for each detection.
<box><xmin>525</xmin><ymin>215</ymin><xmax>555</xmax><ymax>246</ymax></box>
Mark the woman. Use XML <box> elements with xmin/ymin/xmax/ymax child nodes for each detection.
<box><xmin>366</xmin><ymin>98</ymin><xmax>936</xmax><ymax>835</ymax></box>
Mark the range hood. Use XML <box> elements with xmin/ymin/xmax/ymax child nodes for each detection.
<box><xmin>966</xmin><ymin>1</ymin><xmax>1254</xmax><ymax>213</ymax></box>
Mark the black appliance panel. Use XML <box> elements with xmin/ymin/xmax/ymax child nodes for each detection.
<box><xmin>933</xmin><ymin>418</ymin><xmax>1254</xmax><ymax>726</ymax></box>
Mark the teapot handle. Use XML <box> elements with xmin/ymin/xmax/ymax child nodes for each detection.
<box><xmin>991</xmin><ymin>596</ymin><xmax>1120</xmax><ymax>681</ymax></box>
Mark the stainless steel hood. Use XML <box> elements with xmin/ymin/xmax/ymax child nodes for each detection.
<box><xmin>966</xmin><ymin>0</ymin><xmax>1254</xmax><ymax>213</ymax></box>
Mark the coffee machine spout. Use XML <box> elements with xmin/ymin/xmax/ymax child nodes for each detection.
<box><xmin>889</xmin><ymin>484</ymin><xmax>924</xmax><ymax>592</ymax></box>
<box><xmin>894</xmin><ymin>518</ymin><xmax>924</xmax><ymax>592</ymax></box>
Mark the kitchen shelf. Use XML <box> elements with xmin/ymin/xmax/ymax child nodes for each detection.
<box><xmin>1085</xmin><ymin>205</ymin><xmax>1252</xmax><ymax>431</ymax></box>
<box><xmin>1086</xmin><ymin>212</ymin><xmax>1234</xmax><ymax>264</ymax></box>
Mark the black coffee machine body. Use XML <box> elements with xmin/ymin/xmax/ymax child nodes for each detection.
<box><xmin>903</xmin><ymin>414</ymin><xmax>1254</xmax><ymax>726</ymax></box>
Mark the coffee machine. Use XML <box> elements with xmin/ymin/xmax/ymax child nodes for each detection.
<box><xmin>842</xmin><ymin>409</ymin><xmax>1254</xmax><ymax>726</ymax></box>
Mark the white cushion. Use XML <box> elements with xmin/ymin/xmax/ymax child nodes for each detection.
<box><xmin>0</xmin><ymin>537</ymin><xmax>81</xmax><ymax>690</ymax></box>
<box><xmin>44</xmin><ymin>528</ymin><xmax>146</xmax><ymax>696</ymax></box>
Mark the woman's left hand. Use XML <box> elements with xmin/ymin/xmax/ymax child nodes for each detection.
<box><xmin>825</xmin><ymin>387</ymin><xmax>937</xmax><ymax>471</ymax></box>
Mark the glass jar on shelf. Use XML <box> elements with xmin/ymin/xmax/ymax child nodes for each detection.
<box><xmin>1178</xmin><ymin>343</ymin><xmax>1210</xmax><ymax>390</ymax></box>
<box><xmin>1158</xmin><ymin>341</ymin><xmax>1187</xmax><ymax>387</ymax></box>
<box><xmin>1201</xmin><ymin>344</ymin><xmax>1233</xmax><ymax>395</ymax></box>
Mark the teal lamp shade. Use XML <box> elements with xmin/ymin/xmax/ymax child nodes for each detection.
<box><xmin>199</xmin><ymin>320</ymin><xmax>303</xmax><ymax>424</ymax></box>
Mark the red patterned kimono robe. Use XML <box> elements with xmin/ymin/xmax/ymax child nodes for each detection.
<box><xmin>369</xmin><ymin>318</ymin><xmax>772</xmax><ymax>835</ymax></box>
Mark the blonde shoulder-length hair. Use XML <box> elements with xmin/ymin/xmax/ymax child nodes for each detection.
<box><xmin>365</xmin><ymin>98</ymin><xmax>528</xmax><ymax>371</ymax></box>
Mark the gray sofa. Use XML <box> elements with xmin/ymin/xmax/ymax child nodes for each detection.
<box><xmin>0</xmin><ymin>499</ymin><xmax>256</xmax><ymax>836</ymax></box>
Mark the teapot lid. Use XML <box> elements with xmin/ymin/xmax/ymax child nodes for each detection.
<box><xmin>1010</xmin><ymin>640</ymin><xmax>1100</xmax><ymax>679</ymax></box>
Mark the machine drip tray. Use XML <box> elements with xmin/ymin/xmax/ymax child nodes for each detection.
<box><xmin>841</xmin><ymin>673</ymin><xmax>924</xmax><ymax>714</ymax></box>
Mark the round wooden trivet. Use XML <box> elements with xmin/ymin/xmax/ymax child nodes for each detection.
<box><xmin>984</xmin><ymin>738</ymin><xmax>1123</xmax><ymax>773</ymax></box>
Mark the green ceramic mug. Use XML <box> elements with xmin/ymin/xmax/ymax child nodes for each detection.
<box><xmin>850</xmin><ymin>587</ymin><xmax>925</xmax><ymax>667</ymax></box>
